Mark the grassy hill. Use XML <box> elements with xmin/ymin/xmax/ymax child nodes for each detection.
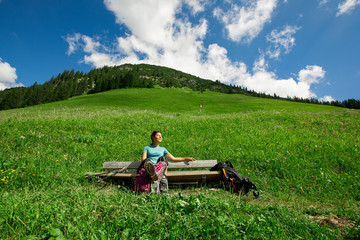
<box><xmin>2</xmin><ymin>63</ymin><xmax>358</xmax><ymax>111</ymax></box>
<box><xmin>2</xmin><ymin>87</ymin><xmax>346</xmax><ymax>118</ymax></box>
<box><xmin>1</xmin><ymin>88</ymin><xmax>359</xmax><ymax>239</ymax></box>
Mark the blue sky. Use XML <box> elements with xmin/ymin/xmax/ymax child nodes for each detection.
<box><xmin>1</xmin><ymin>0</ymin><xmax>359</xmax><ymax>101</ymax></box>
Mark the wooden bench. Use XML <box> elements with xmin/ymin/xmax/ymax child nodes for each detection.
<box><xmin>86</xmin><ymin>160</ymin><xmax>221</xmax><ymax>184</ymax></box>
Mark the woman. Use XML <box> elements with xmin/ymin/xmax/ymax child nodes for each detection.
<box><xmin>141</xmin><ymin>131</ymin><xmax>195</xmax><ymax>183</ymax></box>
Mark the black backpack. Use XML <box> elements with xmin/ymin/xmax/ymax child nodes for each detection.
<box><xmin>211</xmin><ymin>161</ymin><xmax>259</xmax><ymax>198</ymax></box>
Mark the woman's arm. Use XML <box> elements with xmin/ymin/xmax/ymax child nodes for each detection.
<box><xmin>141</xmin><ymin>152</ymin><xmax>147</xmax><ymax>161</ymax></box>
<box><xmin>166</xmin><ymin>153</ymin><xmax>196</xmax><ymax>162</ymax></box>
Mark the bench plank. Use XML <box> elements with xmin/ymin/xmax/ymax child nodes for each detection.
<box><xmin>86</xmin><ymin>170</ymin><xmax>220</xmax><ymax>184</ymax></box>
<box><xmin>167</xmin><ymin>171</ymin><xmax>220</xmax><ymax>183</ymax></box>
<box><xmin>103</xmin><ymin>160</ymin><xmax>218</xmax><ymax>170</ymax></box>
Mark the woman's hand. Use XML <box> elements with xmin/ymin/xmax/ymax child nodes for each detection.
<box><xmin>186</xmin><ymin>157</ymin><xmax>196</xmax><ymax>161</ymax></box>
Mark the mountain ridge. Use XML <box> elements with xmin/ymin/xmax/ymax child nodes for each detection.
<box><xmin>0</xmin><ymin>63</ymin><xmax>358</xmax><ymax>110</ymax></box>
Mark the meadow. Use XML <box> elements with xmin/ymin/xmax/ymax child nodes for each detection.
<box><xmin>1</xmin><ymin>88</ymin><xmax>359</xmax><ymax>239</ymax></box>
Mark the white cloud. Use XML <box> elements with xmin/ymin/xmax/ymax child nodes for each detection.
<box><xmin>0</xmin><ymin>58</ymin><xmax>17</xmax><ymax>83</ymax></box>
<box><xmin>298</xmin><ymin>65</ymin><xmax>325</xmax><ymax>85</ymax></box>
<box><xmin>337</xmin><ymin>0</ymin><xmax>360</xmax><ymax>16</ymax></box>
<box><xmin>184</xmin><ymin>0</ymin><xmax>207</xmax><ymax>14</ymax></box>
<box><xmin>65</xmin><ymin>33</ymin><xmax>81</xmax><ymax>55</ymax></box>
<box><xmin>65</xmin><ymin>33</ymin><xmax>103</xmax><ymax>56</ymax></box>
<box><xmin>319</xmin><ymin>95</ymin><xmax>336</xmax><ymax>102</ymax></box>
<box><xmin>214</xmin><ymin>0</ymin><xmax>278</xmax><ymax>43</ymax></box>
<box><xmin>319</xmin><ymin>0</ymin><xmax>329</xmax><ymax>6</ymax></box>
<box><xmin>65</xmin><ymin>0</ymin><xmax>325</xmax><ymax>100</ymax></box>
<box><xmin>266</xmin><ymin>25</ymin><xmax>301</xmax><ymax>59</ymax></box>
<box><xmin>104</xmin><ymin>0</ymin><xmax>181</xmax><ymax>46</ymax></box>
<box><xmin>0</xmin><ymin>58</ymin><xmax>23</xmax><ymax>90</ymax></box>
<box><xmin>235</xmin><ymin>56</ymin><xmax>326</xmax><ymax>99</ymax></box>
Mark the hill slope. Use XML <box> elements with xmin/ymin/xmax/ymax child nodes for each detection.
<box><xmin>1</xmin><ymin>63</ymin><xmax>358</xmax><ymax>111</ymax></box>
<box><xmin>0</xmin><ymin>87</ymin><xmax>348</xmax><ymax>119</ymax></box>
<box><xmin>0</xmin><ymin>88</ymin><xmax>359</xmax><ymax>239</ymax></box>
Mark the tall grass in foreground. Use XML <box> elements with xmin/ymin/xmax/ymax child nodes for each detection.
<box><xmin>1</xmin><ymin>88</ymin><xmax>359</xmax><ymax>239</ymax></box>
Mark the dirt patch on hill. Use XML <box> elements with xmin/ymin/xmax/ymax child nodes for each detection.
<box><xmin>308</xmin><ymin>214</ymin><xmax>354</xmax><ymax>229</ymax></box>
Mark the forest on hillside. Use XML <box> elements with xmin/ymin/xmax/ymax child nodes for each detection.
<box><xmin>0</xmin><ymin>63</ymin><xmax>359</xmax><ymax>110</ymax></box>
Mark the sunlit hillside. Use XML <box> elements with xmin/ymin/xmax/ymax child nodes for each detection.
<box><xmin>1</xmin><ymin>88</ymin><xmax>359</xmax><ymax>239</ymax></box>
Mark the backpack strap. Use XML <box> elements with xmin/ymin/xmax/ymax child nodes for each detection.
<box><xmin>224</xmin><ymin>160</ymin><xmax>234</xmax><ymax>168</ymax></box>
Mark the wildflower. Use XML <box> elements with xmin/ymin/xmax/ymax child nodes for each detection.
<box><xmin>310</xmin><ymin>180</ymin><xmax>314</xmax><ymax>184</ymax></box>
<box><xmin>346</xmin><ymin>193</ymin><xmax>349</xmax><ymax>196</ymax></box>
<box><xmin>20</xmin><ymin>136</ymin><xmax>25</xmax><ymax>139</ymax></box>
<box><xmin>281</xmin><ymin>185</ymin><xmax>283</xmax><ymax>188</ymax></box>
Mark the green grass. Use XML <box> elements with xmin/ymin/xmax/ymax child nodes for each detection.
<box><xmin>1</xmin><ymin>88</ymin><xmax>345</xmax><ymax>119</ymax></box>
<box><xmin>1</xmin><ymin>88</ymin><xmax>359</xmax><ymax>239</ymax></box>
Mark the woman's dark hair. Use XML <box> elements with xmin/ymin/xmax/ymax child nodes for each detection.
<box><xmin>151</xmin><ymin>131</ymin><xmax>160</xmax><ymax>145</ymax></box>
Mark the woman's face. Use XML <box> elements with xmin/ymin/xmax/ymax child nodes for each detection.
<box><xmin>152</xmin><ymin>132</ymin><xmax>163</xmax><ymax>143</ymax></box>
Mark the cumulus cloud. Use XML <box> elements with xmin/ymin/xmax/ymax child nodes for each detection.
<box><xmin>337</xmin><ymin>0</ymin><xmax>360</xmax><ymax>16</ymax></box>
<box><xmin>65</xmin><ymin>0</ymin><xmax>325</xmax><ymax>99</ymax></box>
<box><xmin>236</xmin><ymin>56</ymin><xmax>326</xmax><ymax>98</ymax></box>
<box><xmin>0</xmin><ymin>58</ymin><xmax>17</xmax><ymax>83</ymax></box>
<box><xmin>214</xmin><ymin>0</ymin><xmax>278</xmax><ymax>43</ymax></box>
<box><xmin>319</xmin><ymin>95</ymin><xmax>336</xmax><ymax>102</ymax></box>
<box><xmin>0</xmin><ymin>58</ymin><xmax>23</xmax><ymax>90</ymax></box>
<box><xmin>184</xmin><ymin>0</ymin><xmax>207</xmax><ymax>14</ymax></box>
<box><xmin>298</xmin><ymin>65</ymin><xmax>325</xmax><ymax>85</ymax></box>
<box><xmin>266</xmin><ymin>25</ymin><xmax>301</xmax><ymax>59</ymax></box>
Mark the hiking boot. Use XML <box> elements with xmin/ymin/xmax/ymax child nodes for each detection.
<box><xmin>144</xmin><ymin>161</ymin><xmax>158</xmax><ymax>181</ymax></box>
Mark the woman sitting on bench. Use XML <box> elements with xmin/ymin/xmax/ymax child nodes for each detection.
<box><xmin>141</xmin><ymin>131</ymin><xmax>196</xmax><ymax>183</ymax></box>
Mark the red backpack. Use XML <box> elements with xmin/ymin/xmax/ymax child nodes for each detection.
<box><xmin>133</xmin><ymin>167</ymin><xmax>152</xmax><ymax>193</ymax></box>
<box><xmin>133</xmin><ymin>158</ymin><xmax>168</xmax><ymax>193</ymax></box>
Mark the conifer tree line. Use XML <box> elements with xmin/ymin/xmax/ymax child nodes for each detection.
<box><xmin>0</xmin><ymin>63</ymin><xmax>359</xmax><ymax>110</ymax></box>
